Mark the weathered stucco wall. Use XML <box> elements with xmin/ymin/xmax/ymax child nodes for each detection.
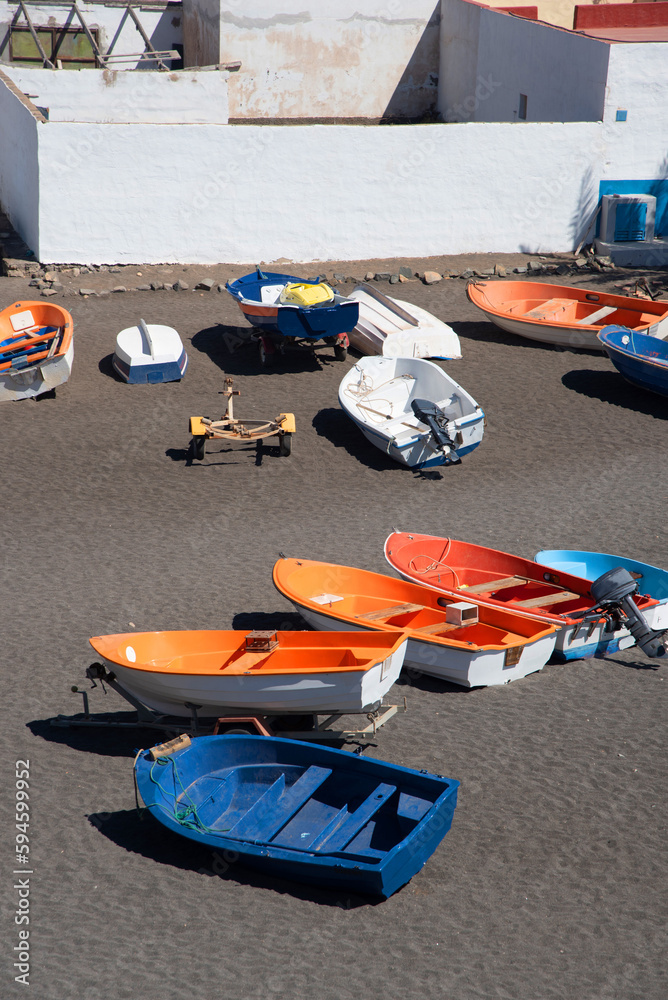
<box><xmin>0</xmin><ymin>69</ymin><xmax>40</xmax><ymax>255</ymax></box>
<box><xmin>4</xmin><ymin>64</ymin><xmax>228</xmax><ymax>122</ymax></box>
<box><xmin>0</xmin><ymin>0</ymin><xmax>183</xmax><ymax>70</ymax></box>
<box><xmin>439</xmin><ymin>0</ymin><xmax>610</xmax><ymax>122</ymax></box>
<box><xmin>183</xmin><ymin>0</ymin><xmax>441</xmax><ymax>119</ymax></box>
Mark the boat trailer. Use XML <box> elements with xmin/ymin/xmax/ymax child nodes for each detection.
<box><xmin>189</xmin><ymin>377</ymin><xmax>295</xmax><ymax>460</ymax></box>
<box><xmin>50</xmin><ymin>662</ymin><xmax>405</xmax><ymax>744</ymax></box>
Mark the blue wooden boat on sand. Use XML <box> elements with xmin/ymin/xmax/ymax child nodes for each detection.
<box><xmin>597</xmin><ymin>325</ymin><xmax>668</xmax><ymax>398</ymax></box>
<box><xmin>226</xmin><ymin>268</ymin><xmax>358</xmax><ymax>364</ymax></box>
<box><xmin>134</xmin><ymin>734</ymin><xmax>459</xmax><ymax>898</ymax></box>
<box><xmin>536</xmin><ymin>550</ymin><xmax>668</xmax><ymax>606</ymax></box>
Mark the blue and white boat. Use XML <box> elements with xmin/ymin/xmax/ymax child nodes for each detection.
<box><xmin>134</xmin><ymin>734</ymin><xmax>459</xmax><ymax>898</ymax></box>
<box><xmin>597</xmin><ymin>325</ymin><xmax>668</xmax><ymax>398</ymax></box>
<box><xmin>226</xmin><ymin>268</ymin><xmax>358</xmax><ymax>364</ymax></box>
<box><xmin>536</xmin><ymin>549</ymin><xmax>668</xmax><ymax>617</ymax></box>
<box><xmin>113</xmin><ymin>320</ymin><xmax>187</xmax><ymax>384</ymax></box>
<box><xmin>338</xmin><ymin>355</ymin><xmax>484</xmax><ymax>468</ymax></box>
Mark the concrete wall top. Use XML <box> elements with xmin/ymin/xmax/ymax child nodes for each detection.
<box><xmin>0</xmin><ymin>1</ymin><xmax>183</xmax><ymax>71</ymax></box>
<box><xmin>183</xmin><ymin>0</ymin><xmax>441</xmax><ymax>119</ymax></box>
<box><xmin>4</xmin><ymin>64</ymin><xmax>229</xmax><ymax>122</ymax></box>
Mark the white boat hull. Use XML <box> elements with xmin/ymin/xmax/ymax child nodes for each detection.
<box><xmin>0</xmin><ymin>339</ymin><xmax>73</xmax><ymax>401</ymax></box>
<box><xmin>339</xmin><ymin>356</ymin><xmax>484</xmax><ymax>468</ymax></box>
<box><xmin>289</xmin><ymin>602</ymin><xmax>557</xmax><ymax>689</ymax></box>
<box><xmin>96</xmin><ymin>643</ymin><xmax>406</xmax><ymax>716</ymax></box>
<box><xmin>347</xmin><ymin>286</ymin><xmax>462</xmax><ymax>360</ymax></box>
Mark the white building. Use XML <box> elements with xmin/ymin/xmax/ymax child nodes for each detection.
<box><xmin>0</xmin><ymin>0</ymin><xmax>666</xmax><ymax>264</ymax></box>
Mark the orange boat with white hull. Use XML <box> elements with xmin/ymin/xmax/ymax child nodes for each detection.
<box><xmin>466</xmin><ymin>280</ymin><xmax>668</xmax><ymax>351</ymax></box>
<box><xmin>0</xmin><ymin>301</ymin><xmax>73</xmax><ymax>401</ymax></box>
<box><xmin>384</xmin><ymin>532</ymin><xmax>665</xmax><ymax>662</ymax></box>
<box><xmin>89</xmin><ymin>629</ymin><xmax>408</xmax><ymax>716</ymax></box>
<box><xmin>272</xmin><ymin>557</ymin><xmax>559</xmax><ymax>688</ymax></box>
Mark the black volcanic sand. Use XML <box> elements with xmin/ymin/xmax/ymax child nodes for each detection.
<box><xmin>1</xmin><ymin>260</ymin><xmax>667</xmax><ymax>1000</ymax></box>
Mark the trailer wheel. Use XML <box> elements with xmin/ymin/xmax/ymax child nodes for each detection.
<box><xmin>258</xmin><ymin>339</ymin><xmax>274</xmax><ymax>367</ymax></box>
<box><xmin>279</xmin><ymin>432</ymin><xmax>292</xmax><ymax>456</ymax></box>
<box><xmin>191</xmin><ymin>436</ymin><xmax>206</xmax><ymax>461</ymax></box>
<box><xmin>334</xmin><ymin>344</ymin><xmax>348</xmax><ymax>362</ymax></box>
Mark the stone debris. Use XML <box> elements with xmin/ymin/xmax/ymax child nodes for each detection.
<box><xmin>41</xmin><ymin>288</ymin><xmax>58</xmax><ymax>297</ymax></box>
<box><xmin>459</xmin><ymin>269</ymin><xmax>474</xmax><ymax>279</ymax></box>
<box><xmin>389</xmin><ymin>274</ymin><xmax>399</xmax><ymax>284</ymax></box>
<box><xmin>217</xmin><ymin>284</ymin><xmax>226</xmax><ymax>293</ymax></box>
<box><xmin>98</xmin><ymin>290</ymin><xmax>110</xmax><ymax>298</ymax></box>
<box><xmin>399</xmin><ymin>266</ymin><xmax>414</xmax><ymax>279</ymax></box>
<box><xmin>375</xmin><ymin>272</ymin><xmax>392</xmax><ymax>281</ymax></box>
<box><xmin>494</xmin><ymin>264</ymin><xmax>506</xmax><ymax>277</ymax></box>
<box><xmin>173</xmin><ymin>280</ymin><xmax>189</xmax><ymax>291</ymax></box>
<box><xmin>364</xmin><ymin>271</ymin><xmax>375</xmax><ymax>281</ymax></box>
<box><xmin>136</xmin><ymin>284</ymin><xmax>151</xmax><ymax>291</ymax></box>
<box><xmin>111</xmin><ymin>286</ymin><xmax>127</xmax><ymax>293</ymax></box>
<box><xmin>333</xmin><ymin>273</ymin><xmax>347</xmax><ymax>282</ymax></box>
<box><xmin>79</xmin><ymin>288</ymin><xmax>96</xmax><ymax>296</ymax></box>
<box><xmin>423</xmin><ymin>270</ymin><xmax>442</xmax><ymax>284</ymax></box>
<box><xmin>150</xmin><ymin>282</ymin><xmax>164</xmax><ymax>291</ymax></box>
<box><xmin>195</xmin><ymin>278</ymin><xmax>215</xmax><ymax>291</ymax></box>
<box><xmin>398</xmin><ymin>274</ymin><xmax>409</xmax><ymax>282</ymax></box>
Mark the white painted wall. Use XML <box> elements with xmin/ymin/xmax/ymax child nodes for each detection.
<box><xmin>439</xmin><ymin>0</ymin><xmax>610</xmax><ymax>122</ymax></box>
<box><xmin>0</xmin><ymin>1</ymin><xmax>183</xmax><ymax>70</ymax></box>
<box><xmin>0</xmin><ymin>71</ymin><xmax>40</xmax><ymax>255</ymax></box>
<box><xmin>4</xmin><ymin>65</ymin><xmax>228</xmax><ymax>122</ymax></box>
<box><xmin>34</xmin><ymin>119</ymin><xmax>608</xmax><ymax>263</ymax></box>
<box><xmin>183</xmin><ymin>0</ymin><xmax>441</xmax><ymax>119</ymax></box>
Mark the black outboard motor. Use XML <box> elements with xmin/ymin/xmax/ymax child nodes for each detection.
<box><xmin>411</xmin><ymin>398</ymin><xmax>457</xmax><ymax>456</ymax></box>
<box><xmin>589</xmin><ymin>566</ymin><xmax>667</xmax><ymax>658</ymax></box>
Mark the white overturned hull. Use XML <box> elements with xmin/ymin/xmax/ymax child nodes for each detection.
<box><xmin>0</xmin><ymin>339</ymin><xmax>73</xmax><ymax>401</ymax></box>
<box><xmin>347</xmin><ymin>285</ymin><xmax>462</xmax><ymax>360</ymax></box>
<box><xmin>96</xmin><ymin>644</ymin><xmax>406</xmax><ymax>717</ymax></box>
<box><xmin>289</xmin><ymin>602</ymin><xmax>557</xmax><ymax>689</ymax></box>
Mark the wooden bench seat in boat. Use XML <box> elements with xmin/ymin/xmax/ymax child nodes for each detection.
<box><xmin>356</xmin><ymin>603</ymin><xmax>424</xmax><ymax>621</ymax></box>
<box><xmin>226</xmin><ymin>765</ymin><xmax>332</xmax><ymax>841</ymax></box>
<box><xmin>411</xmin><ymin>621</ymin><xmax>460</xmax><ymax>636</ymax></box>
<box><xmin>523</xmin><ymin>299</ymin><xmax>573</xmax><ymax>320</ymax></box>
<box><xmin>576</xmin><ymin>305</ymin><xmax>617</xmax><ymax>326</ymax></box>
<box><xmin>463</xmin><ymin>575</ymin><xmax>529</xmax><ymax>594</ymax></box>
<box><xmin>512</xmin><ymin>590</ymin><xmax>579</xmax><ymax>609</ymax></box>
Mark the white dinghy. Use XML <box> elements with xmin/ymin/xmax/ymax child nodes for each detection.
<box><xmin>346</xmin><ymin>283</ymin><xmax>461</xmax><ymax>359</ymax></box>
<box><xmin>338</xmin><ymin>356</ymin><xmax>484</xmax><ymax>469</ymax></box>
<box><xmin>113</xmin><ymin>319</ymin><xmax>187</xmax><ymax>384</ymax></box>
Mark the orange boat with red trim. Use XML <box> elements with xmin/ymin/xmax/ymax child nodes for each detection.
<box><xmin>384</xmin><ymin>531</ymin><xmax>663</xmax><ymax>662</ymax></box>
<box><xmin>466</xmin><ymin>279</ymin><xmax>668</xmax><ymax>351</ymax></box>
<box><xmin>0</xmin><ymin>300</ymin><xmax>73</xmax><ymax>401</ymax></box>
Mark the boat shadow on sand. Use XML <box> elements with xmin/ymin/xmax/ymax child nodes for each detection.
<box><xmin>453</xmin><ymin>320</ymin><xmax>602</xmax><ymax>355</ymax></box>
<box><xmin>88</xmin><ymin>808</ymin><xmax>383</xmax><ymax>907</ymax></box>
<box><xmin>191</xmin><ymin>325</ymin><xmax>339</xmax><ymax>376</ymax></box>
<box><xmin>562</xmin><ymin>369</ymin><xmax>668</xmax><ymax>418</ymax></box>
<box><xmin>312</xmin><ymin>407</ymin><xmax>449</xmax><ymax>480</ymax></box>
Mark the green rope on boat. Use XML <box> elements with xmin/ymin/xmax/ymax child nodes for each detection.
<box><xmin>138</xmin><ymin>754</ymin><xmax>229</xmax><ymax>835</ymax></box>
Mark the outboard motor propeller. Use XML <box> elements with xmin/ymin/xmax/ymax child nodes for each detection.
<box><xmin>411</xmin><ymin>398</ymin><xmax>457</xmax><ymax>457</ymax></box>
<box><xmin>589</xmin><ymin>566</ymin><xmax>667</xmax><ymax>658</ymax></box>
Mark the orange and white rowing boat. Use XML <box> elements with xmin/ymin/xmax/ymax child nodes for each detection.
<box><xmin>272</xmin><ymin>557</ymin><xmax>559</xmax><ymax>688</ymax></box>
<box><xmin>0</xmin><ymin>300</ymin><xmax>73</xmax><ymax>401</ymax></box>
<box><xmin>466</xmin><ymin>280</ymin><xmax>668</xmax><ymax>350</ymax></box>
<box><xmin>89</xmin><ymin>629</ymin><xmax>407</xmax><ymax>716</ymax></box>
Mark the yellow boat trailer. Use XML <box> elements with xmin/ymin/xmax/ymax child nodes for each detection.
<box><xmin>189</xmin><ymin>377</ymin><xmax>295</xmax><ymax>460</ymax></box>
